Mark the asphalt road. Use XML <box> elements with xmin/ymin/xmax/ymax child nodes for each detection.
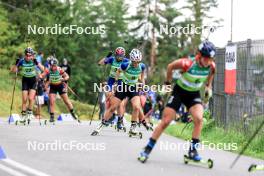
<box><xmin>0</xmin><ymin>118</ymin><xmax>263</xmax><ymax>176</ymax></box>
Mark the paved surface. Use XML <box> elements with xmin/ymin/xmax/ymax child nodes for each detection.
<box><xmin>0</xmin><ymin>118</ymin><xmax>263</xmax><ymax>176</ymax></box>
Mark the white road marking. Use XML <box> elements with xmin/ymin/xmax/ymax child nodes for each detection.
<box><xmin>0</xmin><ymin>163</ymin><xmax>28</xmax><ymax>176</ymax></box>
<box><xmin>3</xmin><ymin>158</ymin><xmax>51</xmax><ymax>176</ymax></box>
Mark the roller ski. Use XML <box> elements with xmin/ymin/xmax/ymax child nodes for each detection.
<box><xmin>115</xmin><ymin>116</ymin><xmax>126</xmax><ymax>132</ymax></box>
<box><xmin>107</xmin><ymin>113</ymin><xmax>116</xmax><ymax>127</ymax></box>
<box><xmin>248</xmin><ymin>164</ymin><xmax>264</xmax><ymax>172</ymax></box>
<box><xmin>15</xmin><ymin>111</ymin><xmax>30</xmax><ymax>126</ymax></box>
<box><xmin>91</xmin><ymin>120</ymin><xmax>108</xmax><ymax>136</ymax></box>
<box><xmin>183</xmin><ymin>146</ymin><xmax>213</xmax><ymax>169</ymax></box>
<box><xmin>44</xmin><ymin>116</ymin><xmax>55</xmax><ymax>125</ymax></box>
<box><xmin>138</xmin><ymin>150</ymin><xmax>149</xmax><ymax>163</ymax></box>
<box><xmin>128</xmin><ymin>122</ymin><xmax>142</xmax><ymax>139</ymax></box>
<box><xmin>141</xmin><ymin>120</ymin><xmax>153</xmax><ymax>131</ymax></box>
<box><xmin>138</xmin><ymin>138</ymin><xmax>156</xmax><ymax>163</ymax></box>
<box><xmin>71</xmin><ymin>110</ymin><xmax>81</xmax><ymax>123</ymax></box>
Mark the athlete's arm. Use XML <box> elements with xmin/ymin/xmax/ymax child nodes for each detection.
<box><xmin>139</xmin><ymin>71</ymin><xmax>145</xmax><ymax>85</ymax></box>
<box><xmin>39</xmin><ymin>68</ymin><xmax>49</xmax><ymax>79</ymax></box>
<box><xmin>11</xmin><ymin>59</ymin><xmax>23</xmax><ymax>73</ymax></box>
<box><xmin>61</xmin><ymin>72</ymin><xmax>69</xmax><ymax>81</ymax></box>
<box><xmin>10</xmin><ymin>65</ymin><xmax>18</xmax><ymax>73</ymax></box>
<box><xmin>205</xmin><ymin>62</ymin><xmax>216</xmax><ymax>89</ymax></box>
<box><xmin>36</xmin><ymin>62</ymin><xmax>45</xmax><ymax>72</ymax></box>
<box><xmin>98</xmin><ymin>58</ymin><xmax>106</xmax><ymax>65</ymax></box>
<box><xmin>98</xmin><ymin>55</ymin><xmax>114</xmax><ymax>65</ymax></box>
<box><xmin>139</xmin><ymin>63</ymin><xmax>146</xmax><ymax>85</ymax></box>
<box><xmin>166</xmin><ymin>58</ymin><xmax>192</xmax><ymax>83</ymax></box>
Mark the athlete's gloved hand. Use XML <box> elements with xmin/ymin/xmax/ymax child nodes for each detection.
<box><xmin>106</xmin><ymin>51</ymin><xmax>113</xmax><ymax>58</ymax></box>
<box><xmin>33</xmin><ymin>58</ymin><xmax>38</xmax><ymax>65</ymax></box>
<box><xmin>204</xmin><ymin>87</ymin><xmax>212</xmax><ymax>103</ymax></box>
<box><xmin>164</xmin><ymin>81</ymin><xmax>171</xmax><ymax>85</ymax></box>
<box><xmin>60</xmin><ymin>78</ymin><xmax>67</xmax><ymax>82</ymax></box>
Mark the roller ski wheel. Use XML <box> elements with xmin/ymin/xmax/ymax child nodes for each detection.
<box><xmin>249</xmin><ymin>164</ymin><xmax>257</xmax><ymax>172</ymax></box>
<box><xmin>117</xmin><ymin>127</ymin><xmax>126</xmax><ymax>132</ymax></box>
<box><xmin>27</xmin><ymin>119</ymin><xmax>31</xmax><ymax>125</ymax></box>
<box><xmin>128</xmin><ymin>131</ymin><xmax>143</xmax><ymax>139</ymax></box>
<box><xmin>248</xmin><ymin>164</ymin><xmax>264</xmax><ymax>172</ymax></box>
<box><xmin>183</xmin><ymin>155</ymin><xmax>213</xmax><ymax>169</ymax></box>
<box><xmin>44</xmin><ymin>119</ymin><xmax>55</xmax><ymax>125</ymax></box>
<box><xmin>15</xmin><ymin>120</ymin><xmax>26</xmax><ymax>126</ymax></box>
<box><xmin>91</xmin><ymin>130</ymin><xmax>99</xmax><ymax>136</ymax></box>
<box><xmin>116</xmin><ymin>123</ymin><xmax>126</xmax><ymax>132</ymax></box>
<box><xmin>138</xmin><ymin>151</ymin><xmax>149</xmax><ymax>163</ymax></box>
<box><xmin>91</xmin><ymin>122</ymin><xmax>106</xmax><ymax>136</ymax></box>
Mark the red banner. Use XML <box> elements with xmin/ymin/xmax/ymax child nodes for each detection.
<box><xmin>224</xmin><ymin>45</ymin><xmax>237</xmax><ymax>94</ymax></box>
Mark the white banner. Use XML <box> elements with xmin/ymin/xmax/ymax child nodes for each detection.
<box><xmin>225</xmin><ymin>45</ymin><xmax>237</xmax><ymax>70</ymax></box>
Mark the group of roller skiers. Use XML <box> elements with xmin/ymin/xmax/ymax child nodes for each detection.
<box><xmin>90</xmin><ymin>40</ymin><xmax>217</xmax><ymax>163</ymax></box>
<box><xmin>11</xmin><ymin>47</ymin><xmax>79</xmax><ymax>124</ymax></box>
<box><xmin>12</xmin><ymin>40</ymin><xmax>218</xmax><ymax>164</ymax></box>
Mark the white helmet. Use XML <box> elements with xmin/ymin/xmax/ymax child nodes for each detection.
<box><xmin>129</xmin><ymin>49</ymin><xmax>142</xmax><ymax>62</ymax></box>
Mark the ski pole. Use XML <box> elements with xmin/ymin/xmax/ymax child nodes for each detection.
<box><xmin>181</xmin><ymin>122</ymin><xmax>191</xmax><ymax>135</ymax></box>
<box><xmin>67</xmin><ymin>85</ymin><xmax>81</xmax><ymax>100</ymax></box>
<box><xmin>35</xmin><ymin>80</ymin><xmax>42</xmax><ymax>126</ymax></box>
<box><xmin>89</xmin><ymin>92</ymin><xmax>99</xmax><ymax>125</ymax></box>
<box><xmin>230</xmin><ymin>119</ymin><xmax>264</xmax><ymax>168</ymax></box>
<box><xmin>9</xmin><ymin>71</ymin><xmax>18</xmax><ymax>124</ymax></box>
<box><xmin>90</xmin><ymin>59</ymin><xmax>108</xmax><ymax>125</ymax></box>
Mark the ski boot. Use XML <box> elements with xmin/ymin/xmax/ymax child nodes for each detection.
<box><xmin>128</xmin><ymin>122</ymin><xmax>142</xmax><ymax>139</ymax></box>
<box><xmin>16</xmin><ymin>111</ymin><xmax>27</xmax><ymax>125</ymax></box>
<box><xmin>115</xmin><ymin>116</ymin><xmax>126</xmax><ymax>132</ymax></box>
<box><xmin>91</xmin><ymin>120</ymin><xmax>108</xmax><ymax>136</ymax></box>
<box><xmin>44</xmin><ymin>114</ymin><xmax>55</xmax><ymax>125</ymax></box>
<box><xmin>141</xmin><ymin>120</ymin><xmax>153</xmax><ymax>131</ymax></box>
<box><xmin>107</xmin><ymin>113</ymin><xmax>116</xmax><ymax>127</ymax></box>
<box><xmin>138</xmin><ymin>138</ymin><xmax>156</xmax><ymax>163</ymax></box>
<box><xmin>26</xmin><ymin>110</ymin><xmax>33</xmax><ymax>124</ymax></box>
<box><xmin>248</xmin><ymin>164</ymin><xmax>264</xmax><ymax>172</ymax></box>
<box><xmin>71</xmin><ymin>110</ymin><xmax>81</xmax><ymax>123</ymax></box>
<box><xmin>184</xmin><ymin>141</ymin><xmax>213</xmax><ymax>168</ymax></box>
<box><xmin>138</xmin><ymin>149</ymin><xmax>150</xmax><ymax>163</ymax></box>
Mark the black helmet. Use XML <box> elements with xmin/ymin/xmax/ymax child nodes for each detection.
<box><xmin>25</xmin><ymin>47</ymin><xmax>35</xmax><ymax>55</ymax></box>
<box><xmin>198</xmin><ymin>40</ymin><xmax>216</xmax><ymax>58</ymax></box>
<box><xmin>50</xmin><ymin>58</ymin><xmax>59</xmax><ymax>66</ymax></box>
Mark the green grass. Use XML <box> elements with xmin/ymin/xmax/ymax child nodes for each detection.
<box><xmin>165</xmin><ymin>118</ymin><xmax>264</xmax><ymax>160</ymax></box>
<box><xmin>0</xmin><ymin>69</ymin><xmax>98</xmax><ymax>120</ymax></box>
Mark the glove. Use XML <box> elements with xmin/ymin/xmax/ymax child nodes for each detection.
<box><xmin>33</xmin><ymin>58</ymin><xmax>38</xmax><ymax>65</ymax></box>
<box><xmin>106</xmin><ymin>51</ymin><xmax>113</xmax><ymax>58</ymax></box>
<box><xmin>60</xmin><ymin>78</ymin><xmax>66</xmax><ymax>82</ymax></box>
<box><xmin>204</xmin><ymin>87</ymin><xmax>212</xmax><ymax>103</ymax></box>
<box><xmin>164</xmin><ymin>81</ymin><xmax>171</xmax><ymax>85</ymax></box>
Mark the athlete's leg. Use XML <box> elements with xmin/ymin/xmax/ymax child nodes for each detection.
<box><xmin>21</xmin><ymin>90</ymin><xmax>29</xmax><ymax>121</ymax></box>
<box><xmin>22</xmin><ymin>91</ymin><xmax>28</xmax><ymax>112</ymax></box>
<box><xmin>28</xmin><ymin>89</ymin><xmax>36</xmax><ymax>111</ymax></box>
<box><xmin>151</xmin><ymin>107</ymin><xmax>176</xmax><ymax>140</ymax></box>
<box><xmin>130</xmin><ymin>96</ymin><xmax>141</xmax><ymax>122</ymax></box>
<box><xmin>61</xmin><ymin>93</ymin><xmax>73</xmax><ymax>110</ymax></box>
<box><xmin>49</xmin><ymin>93</ymin><xmax>56</xmax><ymax>121</ymax></box>
<box><xmin>189</xmin><ymin>104</ymin><xmax>204</xmax><ymax>139</ymax></box>
<box><xmin>103</xmin><ymin>97</ymin><xmax>121</xmax><ymax>121</ymax></box>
